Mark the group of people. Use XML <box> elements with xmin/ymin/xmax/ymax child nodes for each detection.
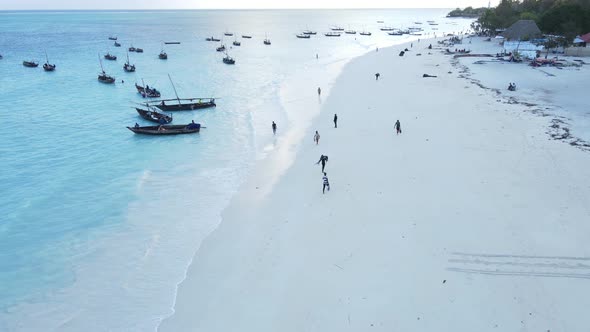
<box><xmin>271</xmin><ymin>84</ymin><xmax>403</xmax><ymax>195</ymax></box>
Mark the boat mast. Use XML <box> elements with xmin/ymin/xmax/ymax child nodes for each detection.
<box><xmin>168</xmin><ymin>74</ymin><xmax>181</xmax><ymax>105</ymax></box>
<box><xmin>44</xmin><ymin>50</ymin><xmax>49</xmax><ymax>64</ymax></box>
<box><xmin>98</xmin><ymin>53</ymin><xmax>105</xmax><ymax>73</ymax></box>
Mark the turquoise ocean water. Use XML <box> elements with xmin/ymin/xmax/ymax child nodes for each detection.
<box><xmin>0</xmin><ymin>9</ymin><xmax>472</xmax><ymax>331</ymax></box>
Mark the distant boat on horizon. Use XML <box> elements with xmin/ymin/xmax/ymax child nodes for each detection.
<box><xmin>330</xmin><ymin>26</ymin><xmax>344</xmax><ymax>31</ymax></box>
<box><xmin>302</xmin><ymin>30</ymin><xmax>317</xmax><ymax>35</ymax></box>
<box><xmin>241</xmin><ymin>35</ymin><xmax>252</xmax><ymax>39</ymax></box>
<box><xmin>324</xmin><ymin>32</ymin><xmax>341</xmax><ymax>37</ymax></box>
<box><xmin>359</xmin><ymin>31</ymin><xmax>372</xmax><ymax>36</ymax></box>
<box><xmin>296</xmin><ymin>33</ymin><xmax>311</xmax><ymax>39</ymax></box>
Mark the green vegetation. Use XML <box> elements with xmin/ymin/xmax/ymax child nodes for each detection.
<box><xmin>446</xmin><ymin>7</ymin><xmax>488</xmax><ymax>18</ymax></box>
<box><xmin>468</xmin><ymin>0</ymin><xmax>590</xmax><ymax>38</ymax></box>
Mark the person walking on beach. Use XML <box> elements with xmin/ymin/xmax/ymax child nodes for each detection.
<box><xmin>333</xmin><ymin>113</ymin><xmax>338</xmax><ymax>128</ymax></box>
<box><xmin>314</xmin><ymin>130</ymin><xmax>320</xmax><ymax>145</ymax></box>
<box><xmin>272</xmin><ymin>121</ymin><xmax>277</xmax><ymax>135</ymax></box>
<box><xmin>394</xmin><ymin>120</ymin><xmax>402</xmax><ymax>135</ymax></box>
<box><xmin>322</xmin><ymin>172</ymin><xmax>330</xmax><ymax>194</ymax></box>
<box><xmin>375</xmin><ymin>73</ymin><xmax>380</xmax><ymax>80</ymax></box>
<box><xmin>317</xmin><ymin>87</ymin><xmax>321</xmax><ymax>96</ymax></box>
<box><xmin>316</xmin><ymin>155</ymin><xmax>328</xmax><ymax>172</ymax></box>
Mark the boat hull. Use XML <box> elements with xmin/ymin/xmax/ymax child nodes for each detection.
<box><xmin>127</xmin><ymin>124</ymin><xmax>200</xmax><ymax>135</ymax></box>
<box><xmin>136</xmin><ymin>108</ymin><xmax>173</xmax><ymax>124</ymax></box>
<box><xmin>154</xmin><ymin>101</ymin><xmax>216</xmax><ymax>111</ymax></box>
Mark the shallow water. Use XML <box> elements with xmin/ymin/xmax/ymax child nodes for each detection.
<box><xmin>0</xmin><ymin>9</ymin><xmax>472</xmax><ymax>331</ymax></box>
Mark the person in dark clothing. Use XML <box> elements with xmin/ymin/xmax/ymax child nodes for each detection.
<box><xmin>272</xmin><ymin>121</ymin><xmax>277</xmax><ymax>134</ymax></box>
<box><xmin>333</xmin><ymin>114</ymin><xmax>338</xmax><ymax>128</ymax></box>
<box><xmin>375</xmin><ymin>73</ymin><xmax>380</xmax><ymax>80</ymax></box>
<box><xmin>317</xmin><ymin>87</ymin><xmax>321</xmax><ymax>96</ymax></box>
<box><xmin>316</xmin><ymin>155</ymin><xmax>328</xmax><ymax>172</ymax></box>
<box><xmin>394</xmin><ymin>120</ymin><xmax>402</xmax><ymax>135</ymax></box>
<box><xmin>322</xmin><ymin>172</ymin><xmax>330</xmax><ymax>194</ymax></box>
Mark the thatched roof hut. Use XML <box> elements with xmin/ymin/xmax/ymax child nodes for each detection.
<box><xmin>502</xmin><ymin>20</ymin><xmax>542</xmax><ymax>41</ymax></box>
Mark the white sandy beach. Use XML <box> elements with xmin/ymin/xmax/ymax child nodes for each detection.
<box><xmin>159</xmin><ymin>37</ymin><xmax>590</xmax><ymax>331</ymax></box>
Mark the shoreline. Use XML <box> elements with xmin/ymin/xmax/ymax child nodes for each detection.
<box><xmin>158</xmin><ymin>35</ymin><xmax>431</xmax><ymax>329</ymax></box>
<box><xmin>160</xmin><ymin>35</ymin><xmax>590</xmax><ymax>331</ymax></box>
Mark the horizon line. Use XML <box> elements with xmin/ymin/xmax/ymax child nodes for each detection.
<box><xmin>0</xmin><ymin>7</ymin><xmax>461</xmax><ymax>12</ymax></box>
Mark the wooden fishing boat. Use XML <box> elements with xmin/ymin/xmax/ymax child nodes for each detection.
<box><xmin>23</xmin><ymin>60</ymin><xmax>39</xmax><ymax>67</ymax></box>
<box><xmin>345</xmin><ymin>30</ymin><xmax>356</xmax><ymax>34</ymax></box>
<box><xmin>331</xmin><ymin>26</ymin><xmax>344</xmax><ymax>31</ymax></box>
<box><xmin>232</xmin><ymin>40</ymin><xmax>241</xmax><ymax>46</ymax></box>
<box><xmin>153</xmin><ymin>98</ymin><xmax>216</xmax><ymax>111</ymax></box>
<box><xmin>135</xmin><ymin>48</ymin><xmax>143</xmax><ymax>53</ymax></box>
<box><xmin>359</xmin><ymin>31</ymin><xmax>372</xmax><ymax>36</ymax></box>
<box><xmin>124</xmin><ymin>51</ymin><xmax>135</xmax><ymax>72</ymax></box>
<box><xmin>136</xmin><ymin>82</ymin><xmax>161</xmax><ymax>98</ymax></box>
<box><xmin>296</xmin><ymin>34</ymin><xmax>310</xmax><ymax>39</ymax></box>
<box><xmin>223</xmin><ymin>54</ymin><xmax>235</xmax><ymax>64</ymax></box>
<box><xmin>98</xmin><ymin>71</ymin><xmax>115</xmax><ymax>83</ymax></box>
<box><xmin>380</xmin><ymin>26</ymin><xmax>395</xmax><ymax>31</ymax></box>
<box><xmin>388</xmin><ymin>31</ymin><xmax>403</xmax><ymax>36</ymax></box>
<box><xmin>159</xmin><ymin>50</ymin><xmax>168</xmax><ymax>59</ymax></box>
<box><xmin>97</xmin><ymin>55</ymin><xmax>115</xmax><ymax>83</ymax></box>
<box><xmin>324</xmin><ymin>32</ymin><xmax>341</xmax><ymax>37</ymax></box>
<box><xmin>114</xmin><ymin>41</ymin><xmax>121</xmax><ymax>47</ymax></box>
<box><xmin>127</xmin><ymin>123</ymin><xmax>200</xmax><ymax>135</ymax></box>
<box><xmin>206</xmin><ymin>37</ymin><xmax>221</xmax><ymax>41</ymax></box>
<box><xmin>263</xmin><ymin>39</ymin><xmax>271</xmax><ymax>45</ymax></box>
<box><xmin>129</xmin><ymin>46</ymin><xmax>136</xmax><ymax>52</ymax></box>
<box><xmin>302</xmin><ymin>30</ymin><xmax>316</xmax><ymax>35</ymax></box>
<box><xmin>43</xmin><ymin>63</ymin><xmax>56</xmax><ymax>71</ymax></box>
<box><xmin>224</xmin><ymin>32</ymin><xmax>233</xmax><ymax>36</ymax></box>
<box><xmin>241</xmin><ymin>35</ymin><xmax>252</xmax><ymax>39</ymax></box>
<box><xmin>216</xmin><ymin>45</ymin><xmax>226</xmax><ymax>52</ymax></box>
<box><xmin>104</xmin><ymin>53</ymin><xmax>117</xmax><ymax>60</ymax></box>
<box><xmin>109</xmin><ymin>36</ymin><xmax>117</xmax><ymax>40</ymax></box>
<box><xmin>147</xmin><ymin>75</ymin><xmax>217</xmax><ymax>111</ymax></box>
<box><xmin>136</xmin><ymin>107</ymin><xmax>172</xmax><ymax>124</ymax></box>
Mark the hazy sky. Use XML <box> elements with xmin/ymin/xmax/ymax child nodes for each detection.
<box><xmin>1</xmin><ymin>0</ymin><xmax>498</xmax><ymax>10</ymax></box>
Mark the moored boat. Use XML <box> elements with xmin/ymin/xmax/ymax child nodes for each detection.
<box><xmin>114</xmin><ymin>41</ymin><xmax>121</xmax><ymax>47</ymax></box>
<box><xmin>164</xmin><ymin>42</ymin><xmax>181</xmax><ymax>44</ymax></box>
<box><xmin>104</xmin><ymin>53</ymin><xmax>117</xmax><ymax>60</ymax></box>
<box><xmin>148</xmin><ymin>75</ymin><xmax>217</xmax><ymax>111</ymax></box>
<box><xmin>206</xmin><ymin>37</ymin><xmax>221</xmax><ymax>41</ymax></box>
<box><xmin>127</xmin><ymin>123</ymin><xmax>201</xmax><ymax>135</ymax></box>
<box><xmin>129</xmin><ymin>46</ymin><xmax>136</xmax><ymax>52</ymax></box>
<box><xmin>216</xmin><ymin>45</ymin><xmax>226</xmax><ymax>52</ymax></box>
<box><xmin>159</xmin><ymin>50</ymin><xmax>167</xmax><ymax>59</ymax></box>
<box><xmin>224</xmin><ymin>32</ymin><xmax>233</xmax><ymax>36</ymax></box>
<box><xmin>97</xmin><ymin>54</ymin><xmax>115</xmax><ymax>83</ymax></box>
<box><xmin>296</xmin><ymin>33</ymin><xmax>310</xmax><ymax>38</ymax></box>
<box><xmin>264</xmin><ymin>38</ymin><xmax>271</xmax><ymax>45</ymax></box>
<box><xmin>223</xmin><ymin>54</ymin><xmax>235</xmax><ymax>64</ymax></box>
<box><xmin>324</xmin><ymin>32</ymin><xmax>341</xmax><ymax>37</ymax></box>
<box><xmin>123</xmin><ymin>51</ymin><xmax>135</xmax><ymax>72</ymax></box>
<box><xmin>232</xmin><ymin>40</ymin><xmax>241</xmax><ymax>46</ymax></box>
<box><xmin>43</xmin><ymin>63</ymin><xmax>56</xmax><ymax>71</ymax></box>
<box><xmin>109</xmin><ymin>36</ymin><xmax>117</xmax><ymax>40</ymax></box>
<box><xmin>136</xmin><ymin>107</ymin><xmax>172</xmax><ymax>124</ymax></box>
<box><xmin>152</xmin><ymin>98</ymin><xmax>216</xmax><ymax>111</ymax></box>
<box><xmin>359</xmin><ymin>31</ymin><xmax>372</xmax><ymax>36</ymax></box>
<box><xmin>345</xmin><ymin>30</ymin><xmax>356</xmax><ymax>34</ymax></box>
<box><xmin>135</xmin><ymin>82</ymin><xmax>161</xmax><ymax>98</ymax></box>
<box><xmin>135</xmin><ymin>48</ymin><xmax>143</xmax><ymax>53</ymax></box>
<box><xmin>241</xmin><ymin>35</ymin><xmax>252</xmax><ymax>39</ymax></box>
<box><xmin>302</xmin><ymin>30</ymin><xmax>316</xmax><ymax>35</ymax></box>
<box><xmin>23</xmin><ymin>60</ymin><xmax>38</xmax><ymax>67</ymax></box>
<box><xmin>380</xmin><ymin>26</ymin><xmax>395</xmax><ymax>31</ymax></box>
<box><xmin>331</xmin><ymin>26</ymin><xmax>344</xmax><ymax>31</ymax></box>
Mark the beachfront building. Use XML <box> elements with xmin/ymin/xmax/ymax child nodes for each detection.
<box><xmin>501</xmin><ymin>20</ymin><xmax>542</xmax><ymax>41</ymax></box>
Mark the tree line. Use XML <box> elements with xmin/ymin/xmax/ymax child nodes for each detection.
<box><xmin>452</xmin><ymin>0</ymin><xmax>590</xmax><ymax>39</ymax></box>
